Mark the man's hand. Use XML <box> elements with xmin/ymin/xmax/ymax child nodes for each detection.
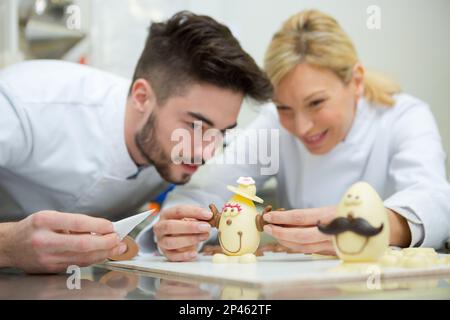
<box><xmin>262</xmin><ymin>206</ymin><xmax>336</xmax><ymax>255</ymax></box>
<box><xmin>0</xmin><ymin>211</ymin><xmax>126</xmax><ymax>273</ymax></box>
<box><xmin>154</xmin><ymin>205</ymin><xmax>213</xmax><ymax>262</ymax></box>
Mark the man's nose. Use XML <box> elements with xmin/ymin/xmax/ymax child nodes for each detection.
<box><xmin>192</xmin><ymin>145</ymin><xmax>204</xmax><ymax>164</ymax></box>
<box><xmin>198</xmin><ymin>136</ymin><xmax>220</xmax><ymax>162</ymax></box>
<box><xmin>188</xmin><ymin>134</ymin><xmax>206</xmax><ymax>165</ymax></box>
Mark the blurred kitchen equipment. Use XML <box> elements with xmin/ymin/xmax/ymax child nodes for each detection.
<box><xmin>19</xmin><ymin>0</ymin><xmax>86</xmax><ymax>59</ymax></box>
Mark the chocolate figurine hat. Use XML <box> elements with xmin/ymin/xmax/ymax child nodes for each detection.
<box><xmin>226</xmin><ymin>177</ymin><xmax>264</xmax><ymax>204</ymax></box>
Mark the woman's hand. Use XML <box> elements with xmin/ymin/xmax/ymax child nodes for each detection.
<box><xmin>262</xmin><ymin>206</ymin><xmax>336</xmax><ymax>255</ymax></box>
<box><xmin>262</xmin><ymin>206</ymin><xmax>413</xmax><ymax>255</ymax></box>
<box><xmin>387</xmin><ymin>209</ymin><xmax>412</xmax><ymax>247</ymax></box>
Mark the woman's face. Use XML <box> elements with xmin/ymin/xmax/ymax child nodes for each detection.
<box><xmin>273</xmin><ymin>63</ymin><xmax>363</xmax><ymax>154</ymax></box>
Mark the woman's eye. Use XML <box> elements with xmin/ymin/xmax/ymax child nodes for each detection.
<box><xmin>309</xmin><ymin>99</ymin><xmax>325</xmax><ymax>108</ymax></box>
<box><xmin>276</xmin><ymin>105</ymin><xmax>292</xmax><ymax>112</ymax></box>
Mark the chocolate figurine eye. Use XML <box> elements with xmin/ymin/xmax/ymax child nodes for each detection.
<box><xmin>355</xmin><ymin>196</ymin><xmax>360</xmax><ymax>200</ymax></box>
<box><xmin>347</xmin><ymin>194</ymin><xmax>352</xmax><ymax>198</ymax></box>
<box><xmin>229</xmin><ymin>207</ymin><xmax>239</xmax><ymax>217</ymax></box>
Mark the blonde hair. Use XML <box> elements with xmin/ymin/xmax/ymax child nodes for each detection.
<box><xmin>264</xmin><ymin>10</ymin><xmax>401</xmax><ymax>106</ymax></box>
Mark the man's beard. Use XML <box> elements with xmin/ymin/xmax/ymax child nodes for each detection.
<box><xmin>135</xmin><ymin>113</ymin><xmax>191</xmax><ymax>185</ymax></box>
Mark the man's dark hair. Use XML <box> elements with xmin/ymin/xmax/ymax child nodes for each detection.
<box><xmin>131</xmin><ymin>11</ymin><xmax>273</xmax><ymax>104</ymax></box>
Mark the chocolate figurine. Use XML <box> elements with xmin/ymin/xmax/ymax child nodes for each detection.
<box><xmin>207</xmin><ymin>177</ymin><xmax>274</xmax><ymax>263</ymax></box>
<box><xmin>318</xmin><ymin>181</ymin><xmax>389</xmax><ymax>262</ymax></box>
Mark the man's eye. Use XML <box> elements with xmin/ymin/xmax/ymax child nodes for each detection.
<box><xmin>187</xmin><ymin>122</ymin><xmax>198</xmax><ymax>129</ymax></box>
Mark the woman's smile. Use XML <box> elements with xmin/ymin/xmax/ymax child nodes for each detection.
<box><xmin>302</xmin><ymin>129</ymin><xmax>329</xmax><ymax>150</ymax></box>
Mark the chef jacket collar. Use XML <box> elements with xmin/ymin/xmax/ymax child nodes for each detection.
<box><xmin>102</xmin><ymin>82</ymin><xmax>143</xmax><ymax>180</ymax></box>
<box><xmin>340</xmin><ymin>96</ymin><xmax>375</xmax><ymax>146</ymax></box>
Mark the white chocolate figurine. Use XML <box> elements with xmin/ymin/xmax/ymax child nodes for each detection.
<box><xmin>208</xmin><ymin>177</ymin><xmax>272</xmax><ymax>263</ymax></box>
<box><xmin>318</xmin><ymin>181</ymin><xmax>389</xmax><ymax>263</ymax></box>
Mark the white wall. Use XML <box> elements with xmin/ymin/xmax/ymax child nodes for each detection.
<box><xmin>88</xmin><ymin>0</ymin><xmax>189</xmax><ymax>77</ymax></box>
<box><xmin>87</xmin><ymin>0</ymin><xmax>450</xmax><ymax>177</ymax></box>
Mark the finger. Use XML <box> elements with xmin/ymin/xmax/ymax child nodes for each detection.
<box><xmin>263</xmin><ymin>207</ymin><xmax>335</xmax><ymax>226</ymax></box>
<box><xmin>263</xmin><ymin>225</ymin><xmax>331</xmax><ymax>244</ymax></box>
<box><xmin>41</xmin><ymin>243</ymin><xmax>127</xmax><ymax>266</ymax></box>
<box><xmin>36</xmin><ymin>232</ymin><xmax>120</xmax><ymax>253</ymax></box>
<box><xmin>160</xmin><ymin>205</ymin><xmax>212</xmax><ymax>221</ymax></box>
<box><xmin>33</xmin><ymin>211</ymin><xmax>114</xmax><ymax>234</ymax></box>
<box><xmin>68</xmin><ymin>247</ymin><xmax>125</xmax><ymax>267</ymax></box>
<box><xmin>277</xmin><ymin>239</ymin><xmax>334</xmax><ymax>254</ymax></box>
<box><xmin>154</xmin><ymin>220</ymin><xmax>211</xmax><ymax>237</ymax></box>
<box><xmin>158</xmin><ymin>233</ymin><xmax>209</xmax><ymax>251</ymax></box>
<box><xmin>163</xmin><ymin>246</ymin><xmax>198</xmax><ymax>262</ymax></box>
<box><xmin>40</xmin><ymin>264</ymin><xmax>68</xmax><ymax>274</ymax></box>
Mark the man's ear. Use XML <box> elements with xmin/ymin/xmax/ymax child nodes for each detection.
<box><xmin>352</xmin><ymin>63</ymin><xmax>365</xmax><ymax>99</ymax></box>
<box><xmin>130</xmin><ymin>78</ymin><xmax>157</xmax><ymax>113</ymax></box>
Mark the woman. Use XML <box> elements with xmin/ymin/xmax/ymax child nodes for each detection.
<box><xmin>141</xmin><ymin>10</ymin><xmax>450</xmax><ymax>261</ymax></box>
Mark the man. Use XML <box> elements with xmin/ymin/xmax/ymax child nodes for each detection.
<box><xmin>0</xmin><ymin>11</ymin><xmax>272</xmax><ymax>273</ymax></box>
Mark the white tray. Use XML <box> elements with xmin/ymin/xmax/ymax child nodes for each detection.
<box><xmin>104</xmin><ymin>252</ymin><xmax>450</xmax><ymax>288</ymax></box>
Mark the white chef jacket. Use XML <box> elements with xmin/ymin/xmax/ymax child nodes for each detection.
<box><xmin>137</xmin><ymin>93</ymin><xmax>450</xmax><ymax>251</ymax></box>
<box><xmin>0</xmin><ymin>60</ymin><xmax>169</xmax><ymax>233</ymax></box>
